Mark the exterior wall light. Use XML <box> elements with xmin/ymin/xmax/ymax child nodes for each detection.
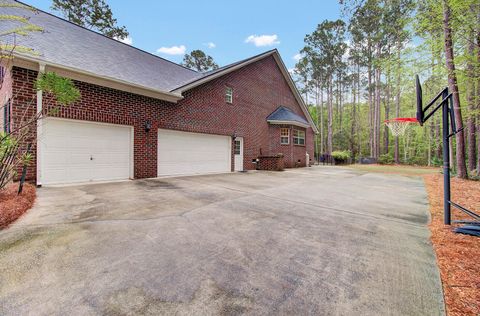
<box><xmin>145</xmin><ymin>121</ymin><xmax>152</xmax><ymax>132</ymax></box>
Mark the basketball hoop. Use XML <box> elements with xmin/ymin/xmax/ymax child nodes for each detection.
<box><xmin>384</xmin><ymin>117</ymin><xmax>418</xmax><ymax>136</ymax></box>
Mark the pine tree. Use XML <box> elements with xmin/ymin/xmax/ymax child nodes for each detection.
<box><xmin>181</xmin><ymin>50</ymin><xmax>219</xmax><ymax>72</ymax></box>
<box><xmin>51</xmin><ymin>0</ymin><xmax>129</xmax><ymax>40</ymax></box>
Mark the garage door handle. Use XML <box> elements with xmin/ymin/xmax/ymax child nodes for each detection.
<box><xmin>90</xmin><ymin>156</ymin><xmax>94</xmax><ymax>161</ymax></box>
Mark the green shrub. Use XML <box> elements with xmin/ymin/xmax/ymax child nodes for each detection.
<box><xmin>332</xmin><ymin>150</ymin><xmax>351</xmax><ymax>164</ymax></box>
<box><xmin>405</xmin><ymin>156</ymin><xmax>425</xmax><ymax>166</ymax></box>
<box><xmin>430</xmin><ymin>157</ymin><xmax>443</xmax><ymax>167</ymax></box>
<box><xmin>378</xmin><ymin>153</ymin><xmax>394</xmax><ymax>165</ymax></box>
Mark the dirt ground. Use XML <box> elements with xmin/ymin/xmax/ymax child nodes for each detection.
<box><xmin>0</xmin><ymin>183</ymin><xmax>36</xmax><ymax>229</ymax></box>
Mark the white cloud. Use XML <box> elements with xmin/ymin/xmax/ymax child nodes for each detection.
<box><xmin>156</xmin><ymin>45</ymin><xmax>186</xmax><ymax>55</ymax></box>
<box><xmin>204</xmin><ymin>42</ymin><xmax>216</xmax><ymax>49</ymax></box>
<box><xmin>293</xmin><ymin>53</ymin><xmax>302</xmax><ymax>61</ymax></box>
<box><xmin>115</xmin><ymin>36</ymin><xmax>133</xmax><ymax>45</ymax></box>
<box><xmin>245</xmin><ymin>34</ymin><xmax>280</xmax><ymax>47</ymax></box>
<box><xmin>288</xmin><ymin>68</ymin><xmax>295</xmax><ymax>74</ymax></box>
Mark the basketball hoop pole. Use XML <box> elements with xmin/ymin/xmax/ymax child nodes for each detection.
<box><xmin>416</xmin><ymin>74</ymin><xmax>467</xmax><ymax>225</ymax></box>
<box><xmin>442</xmin><ymin>88</ymin><xmax>451</xmax><ymax>225</ymax></box>
<box><xmin>419</xmin><ymin>84</ymin><xmax>453</xmax><ymax>224</ymax></box>
<box><xmin>416</xmin><ymin>75</ymin><xmax>480</xmax><ymax>235</ymax></box>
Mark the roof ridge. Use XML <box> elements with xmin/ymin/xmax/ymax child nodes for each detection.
<box><xmin>13</xmin><ymin>0</ymin><xmax>200</xmax><ymax>75</ymax></box>
<box><xmin>207</xmin><ymin>48</ymin><xmax>277</xmax><ymax>74</ymax></box>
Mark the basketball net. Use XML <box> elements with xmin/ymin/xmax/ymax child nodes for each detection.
<box><xmin>385</xmin><ymin>118</ymin><xmax>418</xmax><ymax>136</ymax></box>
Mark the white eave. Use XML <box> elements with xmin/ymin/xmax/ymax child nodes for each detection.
<box><xmin>267</xmin><ymin>120</ymin><xmax>311</xmax><ymax>129</ymax></box>
<box><xmin>13</xmin><ymin>54</ymin><xmax>184</xmax><ymax>103</ymax></box>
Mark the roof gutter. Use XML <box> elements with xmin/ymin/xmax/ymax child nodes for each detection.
<box><xmin>267</xmin><ymin>120</ymin><xmax>311</xmax><ymax>129</ymax></box>
<box><xmin>13</xmin><ymin>54</ymin><xmax>184</xmax><ymax>103</ymax></box>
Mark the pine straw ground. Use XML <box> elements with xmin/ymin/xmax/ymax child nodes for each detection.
<box><xmin>0</xmin><ymin>183</ymin><xmax>36</xmax><ymax>229</ymax></box>
<box><xmin>424</xmin><ymin>174</ymin><xmax>480</xmax><ymax>315</ymax></box>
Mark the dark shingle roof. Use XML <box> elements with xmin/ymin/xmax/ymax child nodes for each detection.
<box><xmin>1</xmin><ymin>0</ymin><xmax>203</xmax><ymax>92</ymax></box>
<box><xmin>267</xmin><ymin>106</ymin><xmax>310</xmax><ymax>126</ymax></box>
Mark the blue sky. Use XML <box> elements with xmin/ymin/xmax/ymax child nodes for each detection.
<box><xmin>26</xmin><ymin>0</ymin><xmax>341</xmax><ymax>70</ymax></box>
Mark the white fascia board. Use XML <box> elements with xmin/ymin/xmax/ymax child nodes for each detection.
<box><xmin>13</xmin><ymin>54</ymin><xmax>184</xmax><ymax>103</ymax></box>
<box><xmin>267</xmin><ymin>120</ymin><xmax>311</xmax><ymax>129</ymax></box>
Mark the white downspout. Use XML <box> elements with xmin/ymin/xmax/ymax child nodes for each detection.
<box><xmin>36</xmin><ymin>63</ymin><xmax>46</xmax><ymax>186</ymax></box>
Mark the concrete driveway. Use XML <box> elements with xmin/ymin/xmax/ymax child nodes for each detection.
<box><xmin>0</xmin><ymin>166</ymin><xmax>444</xmax><ymax>315</ymax></box>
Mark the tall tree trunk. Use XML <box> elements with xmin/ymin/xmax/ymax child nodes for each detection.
<box><xmin>368</xmin><ymin>58</ymin><xmax>373</xmax><ymax>157</ymax></box>
<box><xmin>320</xmin><ymin>83</ymin><xmax>324</xmax><ymax>154</ymax></box>
<box><xmin>327</xmin><ymin>77</ymin><xmax>334</xmax><ymax>154</ymax></box>
<box><xmin>384</xmin><ymin>65</ymin><xmax>391</xmax><ymax>155</ymax></box>
<box><xmin>442</xmin><ymin>0</ymin><xmax>467</xmax><ymax>178</ymax></box>
<box><xmin>350</xmin><ymin>70</ymin><xmax>357</xmax><ymax>159</ymax></box>
<box><xmin>357</xmin><ymin>63</ymin><xmax>362</xmax><ymax>157</ymax></box>
<box><xmin>339</xmin><ymin>73</ymin><xmax>343</xmax><ymax>131</ymax></box>
<box><xmin>466</xmin><ymin>33</ymin><xmax>476</xmax><ymax>172</ymax></box>
<box><xmin>374</xmin><ymin>66</ymin><xmax>381</xmax><ymax>159</ymax></box>
<box><xmin>477</xmin><ymin>15</ymin><xmax>480</xmax><ymax>176</ymax></box>
<box><xmin>428</xmin><ymin>120</ymin><xmax>433</xmax><ymax>166</ymax></box>
<box><xmin>435</xmin><ymin>117</ymin><xmax>442</xmax><ymax>160</ymax></box>
<box><xmin>315</xmin><ymin>81</ymin><xmax>320</xmax><ymax>162</ymax></box>
<box><xmin>394</xmin><ymin>49</ymin><xmax>401</xmax><ymax>163</ymax></box>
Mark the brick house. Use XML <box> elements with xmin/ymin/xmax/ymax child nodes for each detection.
<box><xmin>0</xmin><ymin>1</ymin><xmax>318</xmax><ymax>186</ymax></box>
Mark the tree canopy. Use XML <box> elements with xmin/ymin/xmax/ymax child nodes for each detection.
<box><xmin>293</xmin><ymin>0</ymin><xmax>480</xmax><ymax>178</ymax></box>
<box><xmin>181</xmin><ymin>50</ymin><xmax>219</xmax><ymax>72</ymax></box>
<box><xmin>51</xmin><ymin>0</ymin><xmax>128</xmax><ymax>39</ymax></box>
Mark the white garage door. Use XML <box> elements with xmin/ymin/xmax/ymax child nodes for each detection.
<box><xmin>40</xmin><ymin>119</ymin><xmax>132</xmax><ymax>185</ymax></box>
<box><xmin>158</xmin><ymin>129</ymin><xmax>231</xmax><ymax>177</ymax></box>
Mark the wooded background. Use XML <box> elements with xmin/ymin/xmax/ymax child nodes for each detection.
<box><xmin>293</xmin><ymin>0</ymin><xmax>480</xmax><ymax>178</ymax></box>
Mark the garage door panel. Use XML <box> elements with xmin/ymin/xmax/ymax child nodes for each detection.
<box><xmin>42</xmin><ymin>119</ymin><xmax>131</xmax><ymax>185</ymax></box>
<box><xmin>158</xmin><ymin>129</ymin><xmax>231</xmax><ymax>177</ymax></box>
<box><xmin>94</xmin><ymin>154</ymin><xmax>129</xmax><ymax>165</ymax></box>
<box><xmin>91</xmin><ymin>168</ymin><xmax>129</xmax><ymax>181</ymax></box>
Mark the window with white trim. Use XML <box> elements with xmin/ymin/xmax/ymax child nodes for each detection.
<box><xmin>234</xmin><ymin>140</ymin><xmax>241</xmax><ymax>155</ymax></box>
<box><xmin>280</xmin><ymin>128</ymin><xmax>289</xmax><ymax>144</ymax></box>
<box><xmin>293</xmin><ymin>129</ymin><xmax>305</xmax><ymax>145</ymax></box>
<box><xmin>225</xmin><ymin>87</ymin><xmax>233</xmax><ymax>103</ymax></box>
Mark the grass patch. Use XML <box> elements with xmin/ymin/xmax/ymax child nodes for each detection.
<box><xmin>346</xmin><ymin>164</ymin><xmax>440</xmax><ymax>176</ymax></box>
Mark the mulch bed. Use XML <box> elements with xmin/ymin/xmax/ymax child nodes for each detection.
<box><xmin>423</xmin><ymin>174</ymin><xmax>480</xmax><ymax>315</ymax></box>
<box><xmin>0</xmin><ymin>183</ymin><xmax>36</xmax><ymax>229</ymax></box>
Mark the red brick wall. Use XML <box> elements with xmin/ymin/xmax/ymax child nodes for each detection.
<box><xmin>268</xmin><ymin>124</ymin><xmax>311</xmax><ymax>168</ymax></box>
<box><xmin>257</xmin><ymin>155</ymin><xmax>284</xmax><ymax>171</ymax></box>
<box><xmin>11</xmin><ymin>55</ymin><xmax>315</xmax><ymax>181</ymax></box>
<box><xmin>10</xmin><ymin>68</ymin><xmax>38</xmax><ymax>180</ymax></box>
